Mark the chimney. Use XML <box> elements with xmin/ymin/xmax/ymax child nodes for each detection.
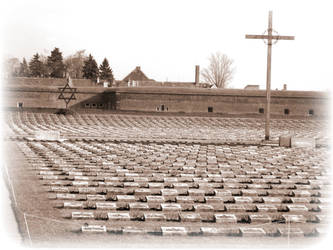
<box><xmin>195</xmin><ymin>65</ymin><xmax>200</xmax><ymax>85</ymax></box>
<box><xmin>283</xmin><ymin>84</ymin><xmax>287</xmax><ymax>91</ymax></box>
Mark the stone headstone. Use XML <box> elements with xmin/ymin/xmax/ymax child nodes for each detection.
<box><xmin>291</xmin><ymin>137</ymin><xmax>315</xmax><ymax>148</ymax></box>
<box><xmin>144</xmin><ymin>213</ymin><xmax>166</xmax><ymax>222</ymax></box>
<box><xmin>279</xmin><ymin>135</ymin><xmax>292</xmax><ymax>147</ymax></box>
<box><xmin>161</xmin><ymin>227</ymin><xmax>187</xmax><ymax>236</ymax></box>
<box><xmin>72</xmin><ymin>211</ymin><xmax>94</xmax><ymax>219</ymax></box>
<box><xmin>240</xmin><ymin>227</ymin><xmax>266</xmax><ymax>237</ymax></box>
<box><xmin>214</xmin><ymin>214</ymin><xmax>237</xmax><ymax>223</ymax></box>
<box><xmin>107</xmin><ymin>212</ymin><xmax>130</xmax><ymax>221</ymax></box>
<box><xmin>35</xmin><ymin>130</ymin><xmax>60</xmax><ymax>141</ymax></box>
<box><xmin>82</xmin><ymin>225</ymin><xmax>106</xmax><ymax>233</ymax></box>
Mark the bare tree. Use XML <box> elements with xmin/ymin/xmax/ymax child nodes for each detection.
<box><xmin>64</xmin><ymin>50</ymin><xmax>87</xmax><ymax>78</ymax></box>
<box><xmin>3</xmin><ymin>57</ymin><xmax>20</xmax><ymax>77</ymax></box>
<box><xmin>201</xmin><ymin>52</ymin><xmax>234</xmax><ymax>88</ymax></box>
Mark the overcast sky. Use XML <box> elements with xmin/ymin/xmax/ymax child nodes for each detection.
<box><xmin>1</xmin><ymin>0</ymin><xmax>332</xmax><ymax>91</ymax></box>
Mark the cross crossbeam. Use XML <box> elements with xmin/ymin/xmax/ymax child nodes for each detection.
<box><xmin>245</xmin><ymin>11</ymin><xmax>294</xmax><ymax>140</ymax></box>
<box><xmin>245</xmin><ymin>35</ymin><xmax>295</xmax><ymax>40</ymax></box>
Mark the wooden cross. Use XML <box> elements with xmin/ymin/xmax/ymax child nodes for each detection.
<box><xmin>246</xmin><ymin>11</ymin><xmax>294</xmax><ymax>140</ymax></box>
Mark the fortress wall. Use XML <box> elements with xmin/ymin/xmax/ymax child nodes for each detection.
<box><xmin>3</xmin><ymin>82</ymin><xmax>329</xmax><ymax>117</ymax></box>
<box><xmin>137</xmin><ymin>81</ymin><xmax>197</xmax><ymax>88</ymax></box>
<box><xmin>3</xmin><ymin>86</ymin><xmax>106</xmax><ymax>109</ymax></box>
<box><xmin>113</xmin><ymin>88</ymin><xmax>329</xmax><ymax>117</ymax></box>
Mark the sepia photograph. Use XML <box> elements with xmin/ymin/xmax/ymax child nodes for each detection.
<box><xmin>0</xmin><ymin>0</ymin><xmax>332</xmax><ymax>249</ymax></box>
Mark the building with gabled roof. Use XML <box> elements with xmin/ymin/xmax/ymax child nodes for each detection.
<box><xmin>123</xmin><ymin>66</ymin><xmax>154</xmax><ymax>82</ymax></box>
<box><xmin>120</xmin><ymin>66</ymin><xmax>154</xmax><ymax>87</ymax></box>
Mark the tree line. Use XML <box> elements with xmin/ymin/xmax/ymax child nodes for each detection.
<box><xmin>4</xmin><ymin>47</ymin><xmax>114</xmax><ymax>83</ymax></box>
<box><xmin>5</xmin><ymin>48</ymin><xmax>235</xmax><ymax>88</ymax></box>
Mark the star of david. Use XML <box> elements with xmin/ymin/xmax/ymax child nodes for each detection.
<box><xmin>58</xmin><ymin>82</ymin><xmax>77</xmax><ymax>108</ymax></box>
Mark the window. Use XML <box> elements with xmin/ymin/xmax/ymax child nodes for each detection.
<box><xmin>284</xmin><ymin>109</ymin><xmax>289</xmax><ymax>115</ymax></box>
<box><xmin>161</xmin><ymin>105</ymin><xmax>165</xmax><ymax>111</ymax></box>
<box><xmin>259</xmin><ymin>108</ymin><xmax>264</xmax><ymax>114</ymax></box>
<box><xmin>92</xmin><ymin>103</ymin><xmax>97</xmax><ymax>108</ymax></box>
<box><xmin>156</xmin><ymin>107</ymin><xmax>160</xmax><ymax>111</ymax></box>
<box><xmin>85</xmin><ymin>103</ymin><xmax>90</xmax><ymax>108</ymax></box>
<box><xmin>98</xmin><ymin>103</ymin><xmax>104</xmax><ymax>108</ymax></box>
<box><xmin>208</xmin><ymin>107</ymin><xmax>213</xmax><ymax>112</ymax></box>
<box><xmin>17</xmin><ymin>102</ymin><xmax>23</xmax><ymax>108</ymax></box>
<box><xmin>309</xmin><ymin>109</ymin><xmax>314</xmax><ymax>116</ymax></box>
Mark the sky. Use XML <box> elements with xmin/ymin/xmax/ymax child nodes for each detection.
<box><xmin>1</xmin><ymin>0</ymin><xmax>332</xmax><ymax>91</ymax></box>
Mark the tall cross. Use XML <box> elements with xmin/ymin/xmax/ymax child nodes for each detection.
<box><xmin>246</xmin><ymin>11</ymin><xmax>294</xmax><ymax>140</ymax></box>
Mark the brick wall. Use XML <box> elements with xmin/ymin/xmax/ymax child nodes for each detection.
<box><xmin>3</xmin><ymin>83</ymin><xmax>329</xmax><ymax>117</ymax></box>
<box><xmin>4</xmin><ymin>86</ymin><xmax>105</xmax><ymax>110</ymax></box>
<box><xmin>111</xmin><ymin>87</ymin><xmax>329</xmax><ymax>117</ymax></box>
<box><xmin>137</xmin><ymin>81</ymin><xmax>197</xmax><ymax>88</ymax></box>
<box><xmin>115</xmin><ymin>80</ymin><xmax>197</xmax><ymax>88</ymax></box>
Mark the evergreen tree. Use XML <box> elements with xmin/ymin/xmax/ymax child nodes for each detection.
<box><xmin>99</xmin><ymin>58</ymin><xmax>114</xmax><ymax>83</ymax></box>
<box><xmin>47</xmin><ymin>47</ymin><xmax>65</xmax><ymax>78</ymax></box>
<box><xmin>82</xmin><ymin>54</ymin><xmax>99</xmax><ymax>81</ymax></box>
<box><xmin>29</xmin><ymin>53</ymin><xmax>43</xmax><ymax>77</ymax></box>
<box><xmin>19</xmin><ymin>58</ymin><xmax>29</xmax><ymax>77</ymax></box>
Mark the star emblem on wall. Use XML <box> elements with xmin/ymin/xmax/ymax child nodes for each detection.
<box><xmin>58</xmin><ymin>77</ymin><xmax>77</xmax><ymax>109</ymax></box>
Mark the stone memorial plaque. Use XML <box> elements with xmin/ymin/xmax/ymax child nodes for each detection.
<box><xmin>249</xmin><ymin>214</ymin><xmax>271</xmax><ymax>223</ymax></box>
<box><xmin>34</xmin><ymin>130</ymin><xmax>61</xmax><ymax>141</ymax></box>
<box><xmin>215</xmin><ymin>214</ymin><xmax>237</xmax><ymax>223</ymax></box>
<box><xmin>282</xmin><ymin>214</ymin><xmax>307</xmax><ymax>223</ymax></box>
<box><xmin>72</xmin><ymin>211</ymin><xmax>94</xmax><ymax>219</ymax></box>
<box><xmin>161</xmin><ymin>203</ymin><xmax>181</xmax><ymax>211</ymax></box>
<box><xmin>146</xmin><ymin>196</ymin><xmax>165</xmax><ymax>203</ymax></box>
<box><xmin>129</xmin><ymin>203</ymin><xmax>149</xmax><ymax>210</ymax></box>
<box><xmin>96</xmin><ymin>202</ymin><xmax>117</xmax><ymax>210</ymax></box>
<box><xmin>278</xmin><ymin>227</ymin><xmax>304</xmax><ymax>237</ymax></box>
<box><xmin>64</xmin><ymin>202</ymin><xmax>84</xmax><ymax>209</ymax></box>
<box><xmin>86</xmin><ymin>195</ymin><xmax>106</xmax><ymax>201</ymax></box>
<box><xmin>240</xmin><ymin>227</ymin><xmax>266</xmax><ymax>237</ymax></box>
<box><xmin>144</xmin><ymin>213</ymin><xmax>166</xmax><ymax>221</ymax></box>
<box><xmin>161</xmin><ymin>226</ymin><xmax>187</xmax><ymax>236</ymax></box>
<box><xmin>107</xmin><ymin>212</ymin><xmax>130</xmax><ymax>221</ymax></box>
<box><xmin>180</xmin><ymin>213</ymin><xmax>201</xmax><ymax>222</ymax></box>
<box><xmin>291</xmin><ymin>137</ymin><xmax>315</xmax><ymax>148</ymax></box>
<box><xmin>56</xmin><ymin>193</ymin><xmax>76</xmax><ymax>200</ymax></box>
<box><xmin>82</xmin><ymin>225</ymin><xmax>106</xmax><ymax>233</ymax></box>
<box><xmin>116</xmin><ymin>195</ymin><xmax>136</xmax><ymax>202</ymax></box>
